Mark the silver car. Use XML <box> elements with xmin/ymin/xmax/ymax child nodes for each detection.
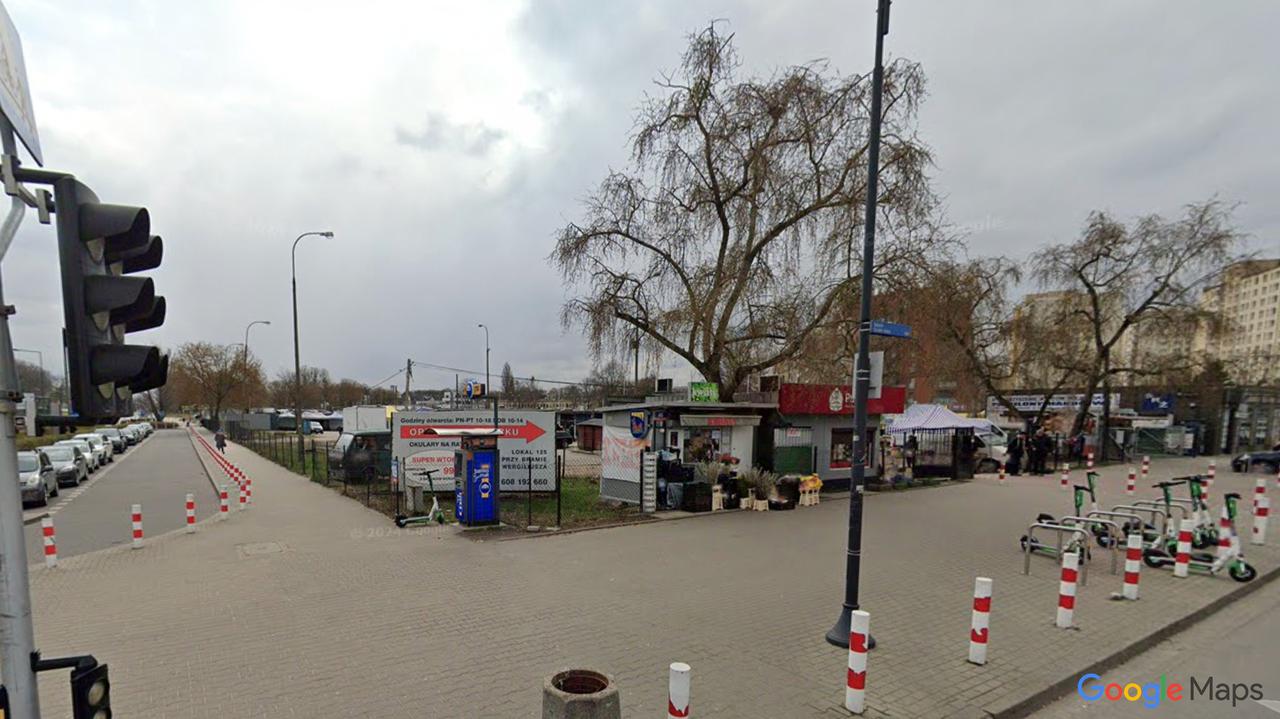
<box><xmin>41</xmin><ymin>445</ymin><xmax>87</xmax><ymax>487</ymax></box>
<box><xmin>56</xmin><ymin>439</ymin><xmax>99</xmax><ymax>472</ymax></box>
<box><xmin>75</xmin><ymin>432</ymin><xmax>112</xmax><ymax>465</ymax></box>
<box><xmin>18</xmin><ymin>450</ymin><xmax>57</xmax><ymax>506</ymax></box>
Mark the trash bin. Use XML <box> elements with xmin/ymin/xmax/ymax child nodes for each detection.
<box><xmin>542</xmin><ymin>669</ymin><xmax>620</xmax><ymax>719</ymax></box>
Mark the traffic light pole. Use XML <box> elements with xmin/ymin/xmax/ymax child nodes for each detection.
<box><xmin>0</xmin><ymin>116</ymin><xmax>43</xmax><ymax>718</ymax></box>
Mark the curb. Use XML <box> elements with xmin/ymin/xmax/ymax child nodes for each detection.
<box><xmin>186</xmin><ymin>429</ymin><xmax>223</xmax><ymax>495</ymax></box>
<box><xmin>23</xmin><ymin>512</ymin><xmax>48</xmax><ymax>526</ymax></box>
<box><xmin>989</xmin><ymin>562</ymin><xmax>1280</xmax><ymax>718</ymax></box>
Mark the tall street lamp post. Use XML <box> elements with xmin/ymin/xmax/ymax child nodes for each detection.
<box><xmin>243</xmin><ymin>320</ymin><xmax>270</xmax><ymax>367</ymax></box>
<box><xmin>293</xmin><ymin>231</ymin><xmax>332</xmax><ymax>461</ymax></box>
<box><xmin>825</xmin><ymin>0</ymin><xmax>890</xmax><ymax>650</ymax></box>
<box><xmin>477</xmin><ymin>324</ymin><xmax>490</xmax><ymax>396</ymax></box>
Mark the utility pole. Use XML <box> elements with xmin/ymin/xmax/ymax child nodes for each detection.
<box><xmin>0</xmin><ymin>113</ymin><xmax>42</xmax><ymax>717</ymax></box>
<box><xmin>405</xmin><ymin>358</ymin><xmax>412</xmax><ymax>405</ymax></box>
<box><xmin>825</xmin><ymin>0</ymin><xmax>890</xmax><ymax>650</ymax></box>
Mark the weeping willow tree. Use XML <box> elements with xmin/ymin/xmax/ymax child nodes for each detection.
<box><xmin>552</xmin><ymin>23</ymin><xmax>938</xmax><ymax>399</ymax></box>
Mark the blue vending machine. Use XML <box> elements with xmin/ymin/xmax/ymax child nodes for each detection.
<box><xmin>454</xmin><ymin>433</ymin><xmax>500</xmax><ymax>526</ymax></box>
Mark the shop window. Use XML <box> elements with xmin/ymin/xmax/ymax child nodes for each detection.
<box><xmin>831</xmin><ymin>428</ymin><xmax>853</xmax><ymax>469</ymax></box>
<box><xmin>683</xmin><ymin>428</ymin><xmax>732</xmax><ymax>463</ymax></box>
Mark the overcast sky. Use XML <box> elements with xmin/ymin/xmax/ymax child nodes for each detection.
<box><xmin>4</xmin><ymin>0</ymin><xmax>1277</xmax><ymax>392</ymax></box>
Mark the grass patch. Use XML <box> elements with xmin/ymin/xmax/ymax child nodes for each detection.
<box><xmin>17</xmin><ymin>433</ymin><xmax>78</xmax><ymax>451</ymax></box>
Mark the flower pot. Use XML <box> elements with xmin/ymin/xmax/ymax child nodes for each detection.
<box><xmin>543</xmin><ymin>669</ymin><xmax>620</xmax><ymax>719</ymax></box>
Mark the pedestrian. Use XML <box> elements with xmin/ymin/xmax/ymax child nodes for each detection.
<box><xmin>904</xmin><ymin>433</ymin><xmax>919</xmax><ymax>470</ymax></box>
<box><xmin>215</xmin><ymin>429</ymin><xmax>227</xmax><ymax>454</ymax></box>
<box><xmin>1007</xmin><ymin>431</ymin><xmax>1025</xmax><ymax>475</ymax></box>
<box><xmin>1033</xmin><ymin>428</ymin><xmax>1051</xmax><ymax>475</ymax></box>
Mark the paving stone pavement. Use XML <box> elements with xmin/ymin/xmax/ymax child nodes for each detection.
<box><xmin>22</xmin><ymin>432</ymin><xmax>1279</xmax><ymax>718</ymax></box>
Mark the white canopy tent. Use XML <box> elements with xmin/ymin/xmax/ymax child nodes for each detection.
<box><xmin>887</xmin><ymin>404</ymin><xmax>993</xmax><ymax>436</ymax></box>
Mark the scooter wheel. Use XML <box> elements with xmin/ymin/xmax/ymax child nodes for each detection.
<box><xmin>1229</xmin><ymin>562</ymin><xmax>1258</xmax><ymax>583</ymax></box>
<box><xmin>394</xmin><ymin>515</ymin><xmax>408</xmax><ymax>528</ymax></box>
<box><xmin>1142</xmin><ymin>550</ymin><xmax>1167</xmax><ymax>569</ymax></box>
<box><xmin>1191</xmin><ymin>534</ymin><xmax>1211</xmax><ymax>550</ymax></box>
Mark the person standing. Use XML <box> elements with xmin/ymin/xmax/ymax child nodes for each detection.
<box><xmin>1033</xmin><ymin>428</ymin><xmax>1051</xmax><ymax>475</ymax></box>
<box><xmin>904</xmin><ymin>433</ymin><xmax>919</xmax><ymax>470</ymax></box>
<box><xmin>1007</xmin><ymin>431</ymin><xmax>1025</xmax><ymax>475</ymax></box>
<box><xmin>215</xmin><ymin>429</ymin><xmax>227</xmax><ymax>454</ymax></box>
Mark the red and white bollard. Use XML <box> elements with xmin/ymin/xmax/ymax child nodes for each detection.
<box><xmin>1254</xmin><ymin>478</ymin><xmax>1266</xmax><ymax>513</ymax></box>
<box><xmin>1216</xmin><ymin>505</ymin><xmax>1233</xmax><ymax>562</ymax></box>
<box><xmin>1122</xmin><ymin>533</ymin><xmax>1141</xmax><ymax>600</ymax></box>
<box><xmin>667</xmin><ymin>662</ymin><xmax>691</xmax><ymax>719</ymax></box>
<box><xmin>1126</xmin><ymin>468</ymin><xmax>1136</xmax><ymax>496</ymax></box>
<box><xmin>998</xmin><ymin>464</ymin><xmax>1006</xmax><ymax>485</ymax></box>
<box><xmin>1056</xmin><ymin>551</ymin><xmax>1079</xmax><ymax>629</ymax></box>
<box><xmin>1174</xmin><ymin>518</ymin><xmax>1193</xmax><ymax>578</ymax></box>
<box><xmin>1252</xmin><ymin>497</ymin><xmax>1269</xmax><ymax>546</ymax></box>
<box><xmin>1086</xmin><ymin>451</ymin><xmax>1094</xmax><ymax>471</ymax></box>
<box><xmin>131</xmin><ymin>503</ymin><xmax>144</xmax><ymax>549</ymax></box>
<box><xmin>845</xmin><ymin>610</ymin><xmax>869</xmax><ymax>714</ymax></box>
<box><xmin>1204</xmin><ymin>461</ymin><xmax>1216</xmax><ymax>504</ymax></box>
<box><xmin>41</xmin><ymin>517</ymin><xmax>57</xmax><ymax>569</ymax></box>
<box><xmin>219</xmin><ymin>486</ymin><xmax>229</xmax><ymax>518</ymax></box>
<box><xmin>246</xmin><ymin>478</ymin><xmax>253</xmax><ymax>507</ymax></box>
<box><xmin>1060</xmin><ymin>464</ymin><xmax>1070</xmax><ymax>491</ymax></box>
<box><xmin>968</xmin><ymin>577</ymin><xmax>992</xmax><ymax>665</ymax></box>
<box><xmin>1141</xmin><ymin>456</ymin><xmax>1150</xmax><ymax>483</ymax></box>
<box><xmin>238</xmin><ymin>483</ymin><xmax>247</xmax><ymax>509</ymax></box>
<box><xmin>186</xmin><ymin>493</ymin><xmax>196</xmax><ymax>533</ymax></box>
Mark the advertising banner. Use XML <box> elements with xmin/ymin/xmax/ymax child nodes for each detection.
<box><xmin>602</xmin><ymin>424</ymin><xmax>647</xmax><ymax>484</ymax></box>
<box><xmin>392</xmin><ymin>410</ymin><xmax>555</xmax><ymax>492</ymax></box>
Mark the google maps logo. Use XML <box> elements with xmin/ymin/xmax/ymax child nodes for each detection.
<box><xmin>1077</xmin><ymin>673</ymin><xmax>1264</xmax><ymax>710</ymax></box>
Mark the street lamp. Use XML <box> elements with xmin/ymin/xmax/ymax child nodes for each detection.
<box><xmin>292</xmin><ymin>231</ymin><xmax>333</xmax><ymax>461</ymax></box>
<box><xmin>243</xmin><ymin>320</ymin><xmax>270</xmax><ymax>366</ymax></box>
<box><xmin>477</xmin><ymin>324</ymin><xmax>490</xmax><ymax>396</ymax></box>
<box><xmin>825</xmin><ymin>0</ymin><xmax>890</xmax><ymax>650</ymax></box>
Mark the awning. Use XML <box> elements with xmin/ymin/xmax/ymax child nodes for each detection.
<box><xmin>887</xmin><ymin>404</ymin><xmax>992</xmax><ymax>434</ymax></box>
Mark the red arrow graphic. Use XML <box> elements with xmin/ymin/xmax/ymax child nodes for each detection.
<box><xmin>400</xmin><ymin>422</ymin><xmax>546</xmax><ymax>444</ymax></box>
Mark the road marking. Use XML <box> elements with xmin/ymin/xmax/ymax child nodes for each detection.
<box><xmin>1259</xmin><ymin>699</ymin><xmax>1280</xmax><ymax>714</ymax></box>
<box><xmin>45</xmin><ymin>434</ymin><xmax>152</xmax><ymax>517</ymax></box>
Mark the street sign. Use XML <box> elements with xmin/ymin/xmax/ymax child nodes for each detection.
<box><xmin>0</xmin><ymin>2</ymin><xmax>41</xmax><ymax>165</ymax></box>
<box><xmin>869</xmin><ymin>319</ymin><xmax>911</xmax><ymax>338</ymax></box>
<box><xmin>392</xmin><ymin>410</ymin><xmax>555</xmax><ymax>492</ymax></box>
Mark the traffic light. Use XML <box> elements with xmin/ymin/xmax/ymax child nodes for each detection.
<box><xmin>69</xmin><ymin>661</ymin><xmax>111</xmax><ymax>719</ymax></box>
<box><xmin>54</xmin><ymin>177</ymin><xmax>167</xmax><ymax>423</ymax></box>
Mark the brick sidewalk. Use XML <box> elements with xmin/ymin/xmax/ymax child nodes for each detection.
<box><xmin>25</xmin><ymin>434</ymin><xmax>1278</xmax><ymax>718</ymax></box>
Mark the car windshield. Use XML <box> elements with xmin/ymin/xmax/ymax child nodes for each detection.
<box><xmin>76</xmin><ymin>435</ymin><xmax>99</xmax><ymax>444</ymax></box>
<box><xmin>18</xmin><ymin>455</ymin><xmax>38</xmax><ymax>472</ymax></box>
<box><xmin>44</xmin><ymin>447</ymin><xmax>73</xmax><ymax>461</ymax></box>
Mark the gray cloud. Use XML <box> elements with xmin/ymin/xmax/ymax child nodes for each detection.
<box><xmin>395</xmin><ymin>113</ymin><xmax>506</xmax><ymax>156</ymax></box>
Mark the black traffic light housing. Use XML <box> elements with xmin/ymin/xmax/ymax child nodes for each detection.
<box><xmin>70</xmin><ymin>661</ymin><xmax>111</xmax><ymax>719</ymax></box>
<box><xmin>53</xmin><ymin>177</ymin><xmax>167</xmax><ymax>422</ymax></box>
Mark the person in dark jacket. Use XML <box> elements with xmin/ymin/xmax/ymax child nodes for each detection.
<box><xmin>1031</xmin><ymin>428</ymin><xmax>1051</xmax><ymax>474</ymax></box>
<box><xmin>1006</xmin><ymin>431</ymin><xmax>1025</xmax><ymax>475</ymax></box>
<box><xmin>215</xmin><ymin>429</ymin><xmax>227</xmax><ymax>454</ymax></box>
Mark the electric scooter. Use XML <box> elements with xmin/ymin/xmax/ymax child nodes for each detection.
<box><xmin>1142</xmin><ymin>492</ymin><xmax>1257</xmax><ymax>582</ymax></box>
<box><xmin>394</xmin><ymin>469</ymin><xmax>449</xmax><ymax>527</ymax></box>
<box><xmin>1020</xmin><ymin>479</ymin><xmax>1101</xmax><ymax>558</ymax></box>
<box><xmin>1174</xmin><ymin>475</ymin><xmax>1218</xmax><ymax>549</ymax></box>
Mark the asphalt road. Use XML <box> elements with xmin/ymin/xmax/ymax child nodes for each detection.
<box><xmin>1045</xmin><ymin>578</ymin><xmax>1280</xmax><ymax>717</ymax></box>
<box><xmin>23</xmin><ymin>429</ymin><xmax>217</xmax><ymax>564</ymax></box>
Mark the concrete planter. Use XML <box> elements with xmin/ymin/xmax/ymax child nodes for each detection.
<box><xmin>542</xmin><ymin>669</ymin><xmax>620</xmax><ymax>719</ymax></box>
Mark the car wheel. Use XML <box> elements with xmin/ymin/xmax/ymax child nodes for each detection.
<box><xmin>50</xmin><ymin>481</ymin><xmax>58</xmax><ymax>498</ymax></box>
<box><xmin>36</xmin><ymin>486</ymin><xmax>48</xmax><ymax>507</ymax></box>
<box><xmin>1262</xmin><ymin>461</ymin><xmax>1279</xmax><ymax>476</ymax></box>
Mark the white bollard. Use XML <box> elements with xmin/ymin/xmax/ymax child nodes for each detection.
<box><xmin>1141</xmin><ymin>456</ymin><xmax>1150</xmax><ymax>484</ymax></box>
<box><xmin>1056</xmin><ymin>551</ymin><xmax>1078</xmax><ymax>629</ymax></box>
<box><xmin>220</xmin><ymin>486</ymin><xmax>229</xmax><ymax>518</ymax></box>
<box><xmin>185</xmin><ymin>493</ymin><xmax>196</xmax><ymax>533</ymax></box>
<box><xmin>998</xmin><ymin>464</ymin><xmax>1006</xmax><ymax>485</ymax></box>
<box><xmin>1216</xmin><ymin>505</ymin><xmax>1232</xmax><ymax>563</ymax></box>
<box><xmin>1126</xmin><ymin>468</ymin><xmax>1136</xmax><ymax>496</ymax></box>
<box><xmin>1174</xmin><ymin>518</ymin><xmax>1193</xmax><ymax>578</ymax></box>
<box><xmin>131</xmin><ymin>503</ymin><xmax>144</xmax><ymax>549</ymax></box>
<box><xmin>1254</xmin><ymin>478</ymin><xmax>1266</xmax><ymax>513</ymax></box>
<box><xmin>246</xmin><ymin>478</ymin><xmax>253</xmax><ymax>507</ymax></box>
<box><xmin>1086</xmin><ymin>451</ymin><xmax>1094</xmax><ymax>471</ymax></box>
<box><xmin>1060</xmin><ymin>464</ymin><xmax>1070</xmax><ymax>491</ymax></box>
<box><xmin>968</xmin><ymin>577</ymin><xmax>992</xmax><ymax>665</ymax></box>
<box><xmin>239</xmin><ymin>482</ymin><xmax>247</xmax><ymax>509</ymax></box>
<box><xmin>845</xmin><ymin>610</ymin><xmax>869</xmax><ymax>714</ymax></box>
<box><xmin>1253</xmin><ymin>497</ymin><xmax>1270</xmax><ymax>546</ymax></box>
<box><xmin>1204</xmin><ymin>461</ymin><xmax>1215</xmax><ymax>504</ymax></box>
<box><xmin>1122</xmin><ymin>533</ymin><xmax>1141</xmax><ymax>600</ymax></box>
<box><xmin>668</xmin><ymin>662</ymin><xmax>691</xmax><ymax>718</ymax></box>
<box><xmin>41</xmin><ymin>517</ymin><xmax>57</xmax><ymax>568</ymax></box>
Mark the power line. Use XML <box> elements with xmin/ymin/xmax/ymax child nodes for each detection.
<box><xmin>408</xmin><ymin>358</ymin><xmax>616</xmax><ymax>388</ymax></box>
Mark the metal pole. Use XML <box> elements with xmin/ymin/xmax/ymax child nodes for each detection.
<box><xmin>478</xmin><ymin>324</ymin><xmax>490</xmax><ymax>395</ymax></box>
<box><xmin>556</xmin><ymin>446</ymin><xmax>563</xmax><ymax>528</ymax></box>
<box><xmin>826</xmin><ymin>0</ymin><xmax>890</xmax><ymax>650</ymax></box>
<box><xmin>0</xmin><ymin>117</ymin><xmax>41</xmax><ymax>716</ymax></box>
<box><xmin>292</xmin><ymin>231</ymin><xmax>331</xmax><ymax>464</ymax></box>
<box><xmin>243</xmin><ymin>320</ymin><xmax>269</xmax><ymax>368</ymax></box>
<box><xmin>527</xmin><ymin>458</ymin><xmax>533</xmax><ymax>529</ymax></box>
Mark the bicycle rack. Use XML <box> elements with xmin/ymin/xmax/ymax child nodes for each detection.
<box><xmin>1023</xmin><ymin>522</ymin><xmax>1092</xmax><ymax>586</ymax></box>
<box><xmin>1058</xmin><ymin>515</ymin><xmax>1122</xmax><ymax>574</ymax></box>
<box><xmin>1131</xmin><ymin>500</ymin><xmax>1189</xmax><ymax>531</ymax></box>
<box><xmin>1112</xmin><ymin>504</ymin><xmax>1167</xmax><ymax>541</ymax></box>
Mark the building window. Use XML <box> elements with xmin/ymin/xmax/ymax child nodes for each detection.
<box><xmin>683</xmin><ymin>428</ymin><xmax>731</xmax><ymax>463</ymax></box>
<box><xmin>831</xmin><ymin>428</ymin><xmax>853</xmax><ymax>469</ymax></box>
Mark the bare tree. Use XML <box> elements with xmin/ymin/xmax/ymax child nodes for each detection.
<box><xmin>552</xmin><ymin>23</ymin><xmax>937</xmax><ymax>400</ymax></box>
<box><xmin>1032</xmin><ymin>200</ymin><xmax>1241</xmax><ymax>457</ymax></box>
<box><xmin>169</xmin><ymin>342</ymin><xmax>265</xmax><ymax>421</ymax></box>
<box><xmin>15</xmin><ymin>359</ymin><xmax>54</xmax><ymax>396</ymax></box>
<box><xmin>501</xmin><ymin>362</ymin><xmax>516</xmax><ymax>397</ymax></box>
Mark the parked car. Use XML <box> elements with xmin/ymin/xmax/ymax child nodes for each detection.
<box><xmin>1232</xmin><ymin>450</ymin><xmax>1280</xmax><ymax>475</ymax></box>
<box><xmin>56</xmin><ymin>439</ymin><xmax>99</xmax><ymax>472</ymax></box>
<box><xmin>120</xmin><ymin>425</ymin><xmax>140</xmax><ymax>446</ymax></box>
<box><xmin>327</xmin><ymin>430</ymin><xmax>391</xmax><ymax>482</ymax></box>
<box><xmin>43</xmin><ymin>445</ymin><xmax>88</xmax><ymax>487</ymax></box>
<box><xmin>17</xmin><ymin>450</ymin><xmax>57</xmax><ymax>506</ymax></box>
<box><xmin>136</xmin><ymin>422</ymin><xmax>153</xmax><ymax>436</ymax></box>
<box><xmin>971</xmin><ymin>431</ymin><xmax>1009</xmax><ymax>473</ymax></box>
<box><xmin>97</xmin><ymin>427</ymin><xmax>127</xmax><ymax>453</ymax></box>
<box><xmin>306</xmin><ymin>421</ymin><xmax>325</xmax><ymax>435</ymax></box>
<box><xmin>75</xmin><ymin>432</ymin><xmax>112</xmax><ymax>465</ymax></box>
